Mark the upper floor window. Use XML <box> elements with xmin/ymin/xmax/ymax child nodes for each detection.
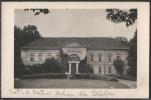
<box><xmin>108</xmin><ymin>56</ymin><xmax>112</xmax><ymax>62</ymax></box>
<box><xmin>117</xmin><ymin>55</ymin><xmax>121</xmax><ymax>59</ymax></box>
<box><xmin>108</xmin><ymin>66</ymin><xmax>112</xmax><ymax>74</ymax></box>
<box><xmin>30</xmin><ymin>53</ymin><xmax>35</xmax><ymax>61</ymax></box>
<box><xmin>47</xmin><ymin>53</ymin><xmax>52</xmax><ymax>58</ymax></box>
<box><xmin>116</xmin><ymin>53</ymin><xmax>121</xmax><ymax>59</ymax></box>
<box><xmin>90</xmin><ymin>55</ymin><xmax>94</xmax><ymax>62</ymax></box>
<box><xmin>38</xmin><ymin>52</ymin><xmax>43</xmax><ymax>61</ymax></box>
<box><xmin>98</xmin><ymin>54</ymin><xmax>102</xmax><ymax>62</ymax></box>
<box><xmin>108</xmin><ymin>53</ymin><xmax>112</xmax><ymax>63</ymax></box>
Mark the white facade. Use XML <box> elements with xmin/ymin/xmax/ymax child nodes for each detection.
<box><xmin>87</xmin><ymin>50</ymin><xmax>128</xmax><ymax>74</ymax></box>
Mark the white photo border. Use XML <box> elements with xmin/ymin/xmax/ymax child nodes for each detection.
<box><xmin>1</xmin><ymin>2</ymin><xmax>150</xmax><ymax>98</ymax></box>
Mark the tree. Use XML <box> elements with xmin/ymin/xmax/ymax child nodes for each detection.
<box><xmin>14</xmin><ymin>25</ymin><xmax>42</xmax><ymax>63</ymax></box>
<box><xmin>24</xmin><ymin>9</ymin><xmax>50</xmax><ymax>15</ymax></box>
<box><xmin>42</xmin><ymin>58</ymin><xmax>62</xmax><ymax>73</ymax></box>
<box><xmin>15</xmin><ymin>59</ymin><xmax>30</xmax><ymax>77</ymax></box>
<box><xmin>127</xmin><ymin>31</ymin><xmax>137</xmax><ymax>77</ymax></box>
<box><xmin>113</xmin><ymin>58</ymin><xmax>125</xmax><ymax>75</ymax></box>
<box><xmin>14</xmin><ymin>25</ymin><xmax>42</xmax><ymax>77</ymax></box>
<box><xmin>59</xmin><ymin>49</ymin><xmax>69</xmax><ymax>73</ymax></box>
<box><xmin>106</xmin><ymin>9</ymin><xmax>137</xmax><ymax>77</ymax></box>
<box><xmin>106</xmin><ymin>9</ymin><xmax>137</xmax><ymax>27</ymax></box>
<box><xmin>79</xmin><ymin>57</ymin><xmax>93</xmax><ymax>73</ymax></box>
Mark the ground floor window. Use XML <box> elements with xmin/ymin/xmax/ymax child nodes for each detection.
<box><xmin>47</xmin><ymin>53</ymin><xmax>52</xmax><ymax>58</ymax></box>
<box><xmin>104</xmin><ymin>66</ymin><xmax>112</xmax><ymax>74</ymax></box>
<box><xmin>99</xmin><ymin>66</ymin><xmax>102</xmax><ymax>73</ymax></box>
<box><xmin>108</xmin><ymin>66</ymin><xmax>112</xmax><ymax>74</ymax></box>
<box><xmin>104</xmin><ymin>67</ymin><xmax>107</xmax><ymax>74</ymax></box>
<box><xmin>38</xmin><ymin>52</ymin><xmax>43</xmax><ymax>61</ymax></box>
<box><xmin>30</xmin><ymin>53</ymin><xmax>35</xmax><ymax>61</ymax></box>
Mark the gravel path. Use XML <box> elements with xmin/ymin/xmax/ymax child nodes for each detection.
<box><xmin>118</xmin><ymin>79</ymin><xmax>137</xmax><ymax>88</ymax></box>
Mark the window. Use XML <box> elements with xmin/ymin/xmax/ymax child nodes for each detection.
<box><xmin>90</xmin><ymin>55</ymin><xmax>94</xmax><ymax>62</ymax></box>
<box><xmin>47</xmin><ymin>53</ymin><xmax>51</xmax><ymax>58</ymax></box>
<box><xmin>116</xmin><ymin>53</ymin><xmax>121</xmax><ymax>59</ymax></box>
<box><xmin>38</xmin><ymin>53</ymin><xmax>43</xmax><ymax>61</ymax></box>
<box><xmin>99</xmin><ymin>66</ymin><xmax>102</xmax><ymax>73</ymax></box>
<box><xmin>30</xmin><ymin>53</ymin><xmax>35</xmax><ymax>61</ymax></box>
<box><xmin>108</xmin><ymin>67</ymin><xmax>112</xmax><ymax>74</ymax></box>
<box><xmin>104</xmin><ymin>66</ymin><xmax>111</xmax><ymax>74</ymax></box>
<box><xmin>108</xmin><ymin>53</ymin><xmax>112</xmax><ymax>63</ymax></box>
<box><xmin>108</xmin><ymin>55</ymin><xmax>112</xmax><ymax>62</ymax></box>
<box><xmin>98</xmin><ymin>54</ymin><xmax>102</xmax><ymax>62</ymax></box>
<box><xmin>104</xmin><ymin>67</ymin><xmax>108</xmax><ymax>74</ymax></box>
<box><xmin>117</xmin><ymin>55</ymin><xmax>121</xmax><ymax>59</ymax></box>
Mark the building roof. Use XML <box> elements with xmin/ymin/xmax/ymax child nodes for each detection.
<box><xmin>21</xmin><ymin>37</ymin><xmax>129</xmax><ymax>50</ymax></box>
<box><xmin>63</xmin><ymin>42</ymin><xmax>84</xmax><ymax>48</ymax></box>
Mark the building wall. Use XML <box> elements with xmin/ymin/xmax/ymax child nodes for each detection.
<box><xmin>21</xmin><ymin>49</ymin><xmax>128</xmax><ymax>74</ymax></box>
<box><xmin>21</xmin><ymin>50</ymin><xmax>60</xmax><ymax>65</ymax></box>
<box><xmin>87</xmin><ymin>50</ymin><xmax>128</xmax><ymax>74</ymax></box>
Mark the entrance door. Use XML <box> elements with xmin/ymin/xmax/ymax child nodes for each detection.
<box><xmin>71</xmin><ymin>63</ymin><xmax>76</xmax><ymax>74</ymax></box>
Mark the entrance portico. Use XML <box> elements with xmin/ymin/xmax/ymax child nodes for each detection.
<box><xmin>68</xmin><ymin>54</ymin><xmax>80</xmax><ymax>74</ymax></box>
<box><xmin>62</xmin><ymin>42</ymin><xmax>87</xmax><ymax>74</ymax></box>
<box><xmin>68</xmin><ymin>61</ymin><xmax>80</xmax><ymax>74</ymax></box>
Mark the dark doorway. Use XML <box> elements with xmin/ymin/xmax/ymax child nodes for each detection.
<box><xmin>71</xmin><ymin>63</ymin><xmax>76</xmax><ymax>74</ymax></box>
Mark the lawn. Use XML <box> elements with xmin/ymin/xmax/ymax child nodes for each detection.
<box><xmin>14</xmin><ymin>79</ymin><xmax>129</xmax><ymax>88</ymax></box>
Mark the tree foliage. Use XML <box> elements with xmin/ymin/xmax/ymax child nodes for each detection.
<box><xmin>106</xmin><ymin>9</ymin><xmax>137</xmax><ymax>27</ymax></box>
<box><xmin>106</xmin><ymin>9</ymin><xmax>137</xmax><ymax>78</ymax></box>
<box><xmin>113</xmin><ymin>58</ymin><xmax>125</xmax><ymax>75</ymax></box>
<box><xmin>14</xmin><ymin>25</ymin><xmax>42</xmax><ymax>77</ymax></box>
<box><xmin>79</xmin><ymin>57</ymin><xmax>93</xmax><ymax>73</ymax></box>
<box><xmin>59</xmin><ymin>49</ymin><xmax>69</xmax><ymax>73</ymax></box>
<box><xmin>42</xmin><ymin>58</ymin><xmax>62</xmax><ymax>73</ymax></box>
<box><xmin>14</xmin><ymin>25</ymin><xmax>42</xmax><ymax>63</ymax></box>
<box><xmin>24</xmin><ymin>9</ymin><xmax>50</xmax><ymax>15</ymax></box>
<box><xmin>15</xmin><ymin>60</ymin><xmax>30</xmax><ymax>77</ymax></box>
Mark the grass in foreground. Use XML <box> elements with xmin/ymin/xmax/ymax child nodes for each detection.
<box><xmin>14</xmin><ymin>79</ymin><xmax>129</xmax><ymax>88</ymax></box>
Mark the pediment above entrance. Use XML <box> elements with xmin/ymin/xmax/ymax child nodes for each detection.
<box><xmin>62</xmin><ymin>42</ymin><xmax>86</xmax><ymax>60</ymax></box>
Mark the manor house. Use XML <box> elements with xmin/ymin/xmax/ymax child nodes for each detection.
<box><xmin>21</xmin><ymin>37</ymin><xmax>129</xmax><ymax>75</ymax></box>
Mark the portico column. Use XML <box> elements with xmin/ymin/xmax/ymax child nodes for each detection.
<box><xmin>76</xmin><ymin>63</ymin><xmax>79</xmax><ymax>74</ymax></box>
<box><xmin>69</xmin><ymin>63</ymin><xmax>71</xmax><ymax>74</ymax></box>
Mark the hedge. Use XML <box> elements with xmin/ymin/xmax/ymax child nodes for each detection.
<box><xmin>20</xmin><ymin>73</ymin><xmax>67</xmax><ymax>79</ymax></box>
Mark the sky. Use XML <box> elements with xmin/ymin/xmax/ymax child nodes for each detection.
<box><xmin>15</xmin><ymin>9</ymin><xmax>137</xmax><ymax>40</ymax></box>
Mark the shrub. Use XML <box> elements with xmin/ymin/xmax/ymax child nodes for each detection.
<box><xmin>79</xmin><ymin>58</ymin><xmax>93</xmax><ymax>73</ymax></box>
<box><xmin>29</xmin><ymin>64</ymin><xmax>44</xmax><ymax>74</ymax></box>
<box><xmin>113</xmin><ymin>58</ymin><xmax>125</xmax><ymax>75</ymax></box>
<box><xmin>14</xmin><ymin>62</ymin><xmax>30</xmax><ymax>78</ymax></box>
<box><xmin>28</xmin><ymin>58</ymin><xmax>63</xmax><ymax>74</ymax></box>
<box><xmin>20</xmin><ymin>73</ymin><xmax>67</xmax><ymax>79</ymax></box>
<box><xmin>42</xmin><ymin>58</ymin><xmax>62</xmax><ymax>73</ymax></box>
<box><xmin>79</xmin><ymin>64</ymin><xmax>93</xmax><ymax>73</ymax></box>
